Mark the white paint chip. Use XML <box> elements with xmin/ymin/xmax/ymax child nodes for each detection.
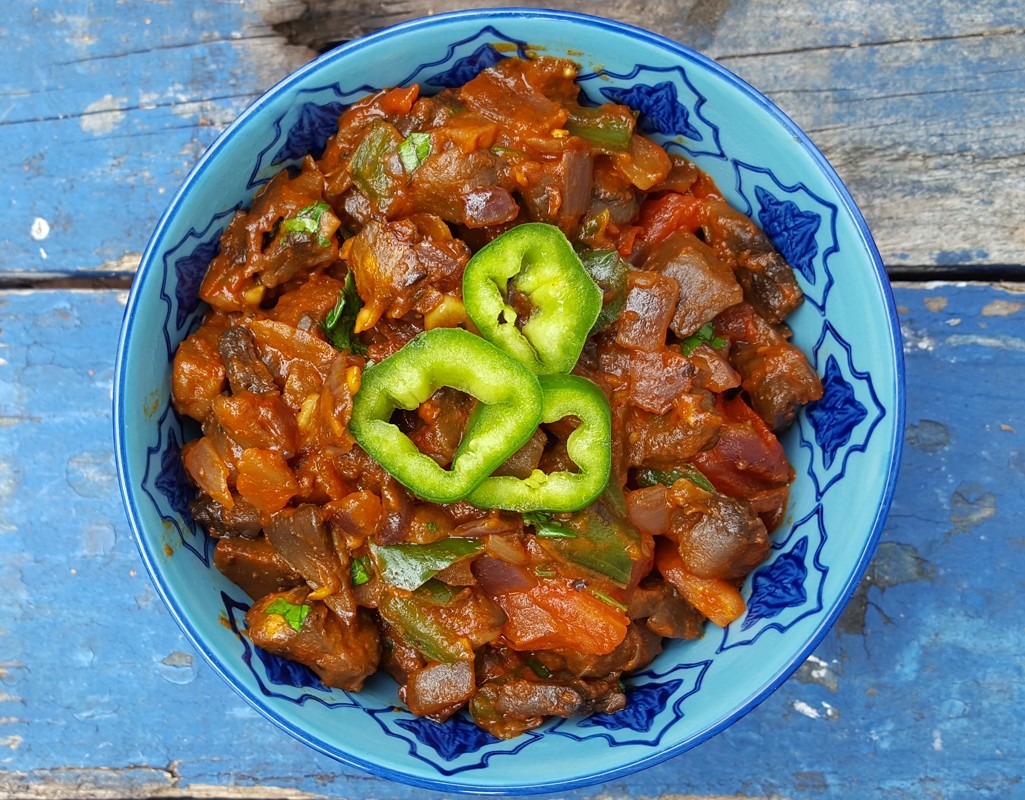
<box><xmin>80</xmin><ymin>94</ymin><xmax>127</xmax><ymax>135</ymax></box>
<box><xmin>30</xmin><ymin>217</ymin><xmax>49</xmax><ymax>241</ymax></box>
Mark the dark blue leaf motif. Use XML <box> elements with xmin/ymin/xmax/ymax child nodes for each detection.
<box><xmin>754</xmin><ymin>185</ymin><xmax>821</xmax><ymax>283</ymax></box>
<box><xmin>174</xmin><ymin>233</ymin><xmax>220</xmax><ymax>330</ymax></box>
<box><xmin>252</xmin><ymin>645</ymin><xmax>330</xmax><ymax>692</ymax></box>
<box><xmin>153</xmin><ymin>426</ymin><xmax>191</xmax><ymax>519</ymax></box>
<box><xmin>424</xmin><ymin>43</ymin><xmax>505</xmax><ymax>88</ymax></box>
<box><xmin>579</xmin><ymin>680</ymin><xmax>682</xmax><ymax>733</ymax></box>
<box><xmin>394</xmin><ymin>713</ymin><xmax>498</xmax><ymax>761</ymax></box>
<box><xmin>272</xmin><ymin>101</ymin><xmax>347</xmax><ymax>164</ymax></box>
<box><xmin>807</xmin><ymin>355</ymin><xmax>868</xmax><ymax>469</ymax></box>
<box><xmin>743</xmin><ymin>537</ymin><xmax>809</xmax><ymax>629</ymax></box>
<box><xmin>599</xmin><ymin>82</ymin><xmax>702</xmax><ymax>141</ymax></box>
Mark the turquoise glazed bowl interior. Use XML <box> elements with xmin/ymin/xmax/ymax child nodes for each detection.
<box><xmin>113</xmin><ymin>8</ymin><xmax>905</xmax><ymax>794</ymax></box>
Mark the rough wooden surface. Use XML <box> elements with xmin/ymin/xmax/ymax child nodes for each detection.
<box><xmin>3</xmin><ymin>0</ymin><xmax>1024</xmax><ymax>277</ymax></box>
<box><xmin>3</xmin><ymin>0</ymin><xmax>1025</xmax><ymax>797</ymax></box>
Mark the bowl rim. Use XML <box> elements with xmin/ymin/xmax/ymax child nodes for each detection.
<box><xmin>113</xmin><ymin>6</ymin><xmax>906</xmax><ymax>794</ymax></box>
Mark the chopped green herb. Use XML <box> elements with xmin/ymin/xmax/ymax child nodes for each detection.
<box><xmin>321</xmin><ymin>272</ymin><xmax>368</xmax><ymax>355</ymax></box>
<box><xmin>635</xmin><ymin>464</ymin><xmax>716</xmax><ymax>494</ymax></box>
<box><xmin>280</xmin><ymin>201</ymin><xmax>332</xmax><ymax>247</ymax></box>
<box><xmin>533</xmin><ymin>564</ymin><xmax>557</xmax><ymax>578</ymax></box>
<box><xmin>426</xmin><ymin>521</ymin><xmax>438</xmax><ymax>533</ymax></box>
<box><xmin>264</xmin><ymin>597</ymin><xmax>310</xmax><ymax>633</ymax></box>
<box><xmin>680</xmin><ymin>322</ymin><xmax>726</xmax><ymax>355</ymax></box>
<box><xmin>350</xmin><ymin>555</ymin><xmax>372</xmax><ymax>586</ymax></box>
<box><xmin>526</xmin><ymin>656</ymin><xmax>552</xmax><ymax>678</ymax></box>
<box><xmin>398</xmin><ymin>131</ymin><xmax>432</xmax><ymax>173</ymax></box>
<box><xmin>589</xmin><ymin>588</ymin><xmax>628</xmax><ymax>612</ymax></box>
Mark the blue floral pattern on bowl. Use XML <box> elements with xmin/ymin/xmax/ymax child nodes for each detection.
<box><xmin>115</xmin><ymin>10</ymin><xmax>904</xmax><ymax>795</ymax></box>
<box><xmin>577</xmin><ymin>65</ymin><xmax>725</xmax><ymax>161</ymax></box>
<box><xmin>732</xmin><ymin>161</ymin><xmax>839</xmax><ymax>311</ymax></box>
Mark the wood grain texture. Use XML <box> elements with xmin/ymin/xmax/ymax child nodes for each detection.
<box><xmin>1</xmin><ymin>285</ymin><xmax>1023</xmax><ymax>798</ymax></box>
<box><xmin>2</xmin><ymin>0</ymin><xmax>1023</xmax><ymax>276</ymax></box>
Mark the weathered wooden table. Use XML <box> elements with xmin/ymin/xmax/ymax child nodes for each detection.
<box><xmin>2</xmin><ymin>2</ymin><xmax>1023</xmax><ymax>797</ymax></box>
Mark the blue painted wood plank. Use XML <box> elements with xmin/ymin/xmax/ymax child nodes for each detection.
<box><xmin>3</xmin><ymin>1</ymin><xmax>1024</xmax><ymax>276</ymax></box>
<box><xmin>1</xmin><ymin>283</ymin><xmax>1023</xmax><ymax>797</ymax></box>
<box><xmin>0</xmin><ymin>1</ymin><xmax>310</xmax><ymax>276</ymax></box>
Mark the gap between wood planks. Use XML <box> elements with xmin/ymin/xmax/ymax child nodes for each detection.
<box><xmin>5</xmin><ymin>267</ymin><xmax>1025</xmax><ymax>292</ymax></box>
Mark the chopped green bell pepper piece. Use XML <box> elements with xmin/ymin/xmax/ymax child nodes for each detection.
<box><xmin>371</xmin><ymin>538</ymin><xmax>483</xmax><ymax>591</ymax></box>
<box><xmin>378</xmin><ymin>591</ymin><xmax>471</xmax><ymax>664</ymax></box>
<box><xmin>351</xmin><ymin>120</ymin><xmax>403</xmax><ymax>204</ymax></box>
<box><xmin>349</xmin><ymin>327</ymin><xmax>543</xmax><ymax>504</ymax></box>
<box><xmin>462</xmin><ymin>223</ymin><xmax>602</xmax><ymax>375</ymax></box>
<box><xmin>566</xmin><ymin>105</ymin><xmax>635</xmax><ymax>152</ymax></box>
<box><xmin>578</xmin><ymin>248</ymin><xmax>630</xmax><ymax>332</ymax></box>
<box><xmin>528</xmin><ymin>490</ymin><xmax>643</xmax><ymax>587</ymax></box>
<box><xmin>467</xmin><ymin>374</ymin><xmax>611</xmax><ymax>513</ymax></box>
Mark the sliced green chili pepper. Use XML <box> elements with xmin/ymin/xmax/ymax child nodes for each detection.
<box><xmin>462</xmin><ymin>223</ymin><xmax>602</xmax><ymax>375</ymax></box>
<box><xmin>530</xmin><ymin>490</ymin><xmax>644</xmax><ymax>587</ymax></box>
<box><xmin>371</xmin><ymin>538</ymin><xmax>483</xmax><ymax>592</ymax></box>
<box><xmin>578</xmin><ymin>248</ymin><xmax>630</xmax><ymax>332</ymax></box>
<box><xmin>467</xmin><ymin>374</ymin><xmax>611</xmax><ymax>513</ymax></box>
<box><xmin>349</xmin><ymin>327</ymin><xmax>543</xmax><ymax>504</ymax></box>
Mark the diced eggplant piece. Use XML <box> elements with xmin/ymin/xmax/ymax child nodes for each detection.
<box><xmin>643</xmin><ymin>229</ymin><xmax>743</xmax><ymax>337</ymax></box>
<box><xmin>716</xmin><ymin>303</ymin><xmax>823</xmax><ymax>431</ymax></box>
<box><xmin>667</xmin><ymin>479</ymin><xmax>770</xmax><ymax>581</ymax></box>
<box><xmin>265</xmin><ymin>504</ymin><xmax>344</xmax><ymax>597</ymax></box>
<box><xmin>559</xmin><ymin>622</ymin><xmax>663</xmax><ymax>678</ymax></box>
<box><xmin>189</xmin><ymin>492</ymin><xmax>263</xmax><ymax>539</ymax></box>
<box><xmin>214</xmin><ymin>536</ymin><xmax>303</xmax><ymax>600</ymax></box>
<box><xmin>626</xmin><ymin>391</ymin><xmax>721</xmax><ymax>469</ymax></box>
<box><xmin>615</xmin><ymin>270</ymin><xmax>680</xmax><ymax>351</ymax></box>
<box><xmin>627</xmin><ymin>349</ymin><xmax>696</xmax><ymax>415</ymax></box>
<box><xmin>626</xmin><ymin>580</ymin><xmax>705</xmax><ymax>639</ymax></box>
<box><xmin>400</xmin><ymin>660</ymin><xmax>476</xmax><ymax>721</ymax></box>
<box><xmin>699</xmin><ymin>198</ymin><xmax>804</xmax><ymax>324</ymax></box>
<box><xmin>246</xmin><ymin>587</ymin><xmax>380</xmax><ymax>691</ymax></box>
<box><xmin>472</xmin><ymin>674</ymin><xmax>626</xmax><ymax>739</ymax></box>
<box><xmin>218</xmin><ymin>325</ymin><xmax>278</xmax><ymax>395</ymax></box>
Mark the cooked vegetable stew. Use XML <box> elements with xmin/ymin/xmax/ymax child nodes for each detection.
<box><xmin>172</xmin><ymin>55</ymin><xmax>823</xmax><ymax>738</ymax></box>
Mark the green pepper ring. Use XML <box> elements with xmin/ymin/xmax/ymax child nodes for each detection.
<box><xmin>349</xmin><ymin>327</ymin><xmax>544</xmax><ymax>504</ymax></box>
<box><xmin>467</xmin><ymin>373</ymin><xmax>612</xmax><ymax>513</ymax></box>
<box><xmin>462</xmin><ymin>222</ymin><xmax>603</xmax><ymax>375</ymax></box>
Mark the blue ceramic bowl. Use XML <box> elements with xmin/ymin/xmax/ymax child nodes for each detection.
<box><xmin>114</xmin><ymin>8</ymin><xmax>904</xmax><ymax>793</ymax></box>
